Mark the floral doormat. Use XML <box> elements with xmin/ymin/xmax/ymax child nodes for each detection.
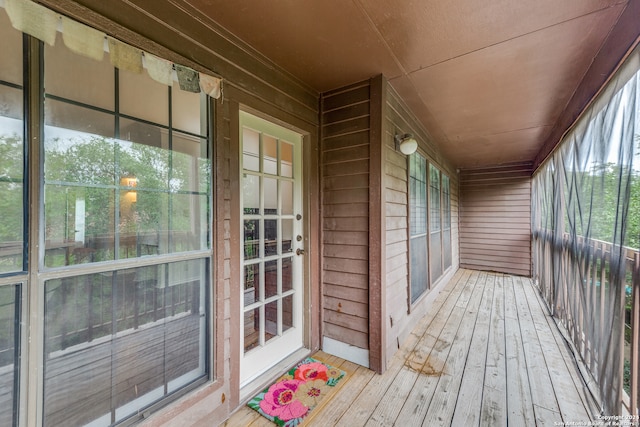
<box><xmin>247</xmin><ymin>357</ymin><xmax>346</xmax><ymax>426</ymax></box>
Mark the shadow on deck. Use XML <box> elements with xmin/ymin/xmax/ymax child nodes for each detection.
<box><xmin>225</xmin><ymin>268</ymin><xmax>599</xmax><ymax>426</ymax></box>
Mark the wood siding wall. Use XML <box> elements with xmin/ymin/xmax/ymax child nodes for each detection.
<box><xmin>459</xmin><ymin>165</ymin><xmax>532</xmax><ymax>276</ymax></box>
<box><xmin>383</xmin><ymin>81</ymin><xmax>460</xmax><ymax>370</ymax></box>
<box><xmin>321</xmin><ymin>81</ymin><xmax>372</xmax><ymax>353</ymax></box>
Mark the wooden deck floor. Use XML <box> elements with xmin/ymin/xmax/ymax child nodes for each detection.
<box><xmin>224</xmin><ymin>269</ymin><xmax>599</xmax><ymax>426</ymax></box>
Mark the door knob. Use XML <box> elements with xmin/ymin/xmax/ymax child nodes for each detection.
<box><xmin>296</xmin><ymin>248</ymin><xmax>305</xmax><ymax>256</ymax></box>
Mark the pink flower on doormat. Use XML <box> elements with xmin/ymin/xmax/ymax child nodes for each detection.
<box><xmin>294</xmin><ymin>379</ymin><xmax>331</xmax><ymax>408</ymax></box>
<box><xmin>259</xmin><ymin>379</ymin><xmax>309</xmax><ymax>421</ymax></box>
<box><xmin>294</xmin><ymin>362</ymin><xmax>328</xmax><ymax>382</ymax></box>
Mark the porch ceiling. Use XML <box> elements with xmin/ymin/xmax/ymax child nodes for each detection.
<box><xmin>182</xmin><ymin>0</ymin><xmax>631</xmax><ymax>168</ymax></box>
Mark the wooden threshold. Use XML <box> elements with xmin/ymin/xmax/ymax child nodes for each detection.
<box><xmin>223</xmin><ymin>269</ymin><xmax>598</xmax><ymax>426</ymax></box>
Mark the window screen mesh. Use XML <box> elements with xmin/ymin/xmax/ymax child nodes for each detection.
<box><xmin>532</xmin><ymin>49</ymin><xmax>640</xmax><ymax>414</ymax></box>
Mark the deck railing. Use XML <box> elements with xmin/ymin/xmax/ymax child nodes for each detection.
<box><xmin>533</xmin><ymin>230</ymin><xmax>640</xmax><ymax>415</ymax></box>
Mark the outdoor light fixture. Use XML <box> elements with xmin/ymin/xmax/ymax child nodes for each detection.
<box><xmin>394</xmin><ymin>133</ymin><xmax>418</xmax><ymax>155</ymax></box>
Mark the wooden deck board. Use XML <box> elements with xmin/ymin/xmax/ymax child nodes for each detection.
<box><xmin>512</xmin><ymin>275</ymin><xmax>563</xmax><ymax>420</ymax></box>
<box><xmin>451</xmin><ymin>273</ymin><xmax>493</xmax><ymax>427</ymax></box>
<box><xmin>421</xmin><ymin>272</ymin><xmax>489</xmax><ymax>425</ymax></box>
<box><xmin>480</xmin><ymin>274</ymin><xmax>507</xmax><ymax>426</ymax></box>
<box><xmin>504</xmin><ymin>275</ymin><xmax>537</xmax><ymax>425</ymax></box>
<box><xmin>393</xmin><ymin>270</ymin><xmax>478</xmax><ymax>426</ymax></box>
<box><xmin>522</xmin><ymin>278</ymin><xmax>593</xmax><ymax>423</ymax></box>
<box><xmin>340</xmin><ymin>269</ymin><xmax>472</xmax><ymax>426</ymax></box>
<box><xmin>224</xmin><ymin>269</ymin><xmax>595</xmax><ymax>427</ymax></box>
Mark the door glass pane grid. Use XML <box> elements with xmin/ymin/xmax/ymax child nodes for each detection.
<box><xmin>280</xmin><ymin>141</ymin><xmax>294</xmax><ymax>178</ymax></box>
<box><xmin>264</xmin><ymin>259</ymin><xmax>279</xmax><ymax>299</ymax></box>
<box><xmin>265</xmin><ymin>300</ymin><xmax>278</xmax><ymax>344</ymax></box>
<box><xmin>243</xmin><ymin>262</ymin><xmax>261</xmax><ymax>307</ymax></box>
<box><xmin>263</xmin><ymin>135</ymin><xmax>278</xmax><ymax>176</ymax></box>
<box><xmin>263</xmin><ymin>134</ymin><xmax>294</xmax><ymax>178</ymax></box>
<box><xmin>241</xmin><ymin>126</ymin><xmax>299</xmax><ymax>355</ymax></box>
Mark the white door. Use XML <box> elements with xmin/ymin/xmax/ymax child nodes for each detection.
<box><xmin>239</xmin><ymin>111</ymin><xmax>305</xmax><ymax>386</ymax></box>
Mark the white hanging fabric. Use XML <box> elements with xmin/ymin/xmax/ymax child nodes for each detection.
<box><xmin>1</xmin><ymin>0</ymin><xmax>223</xmax><ymax>99</ymax></box>
<box><xmin>144</xmin><ymin>53</ymin><xmax>174</xmax><ymax>86</ymax></box>
<box><xmin>61</xmin><ymin>16</ymin><xmax>105</xmax><ymax>61</ymax></box>
<box><xmin>200</xmin><ymin>73</ymin><xmax>222</xmax><ymax>99</ymax></box>
<box><xmin>5</xmin><ymin>0</ymin><xmax>58</xmax><ymax>46</ymax></box>
<box><xmin>108</xmin><ymin>36</ymin><xmax>143</xmax><ymax>74</ymax></box>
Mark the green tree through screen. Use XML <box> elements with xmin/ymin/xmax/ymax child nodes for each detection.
<box><xmin>43</xmin><ymin>132</ymin><xmax>209</xmax><ymax>266</ymax></box>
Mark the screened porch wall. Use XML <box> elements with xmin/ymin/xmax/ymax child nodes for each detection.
<box><xmin>459</xmin><ymin>165</ymin><xmax>532</xmax><ymax>277</ymax></box>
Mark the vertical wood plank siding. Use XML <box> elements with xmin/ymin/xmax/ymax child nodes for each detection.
<box><xmin>321</xmin><ymin>81</ymin><xmax>372</xmax><ymax>352</ymax></box>
<box><xmin>459</xmin><ymin>165</ymin><xmax>532</xmax><ymax>276</ymax></box>
<box><xmin>383</xmin><ymin>83</ymin><xmax>460</xmax><ymax>370</ymax></box>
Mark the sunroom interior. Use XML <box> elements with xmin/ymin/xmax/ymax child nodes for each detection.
<box><xmin>0</xmin><ymin>0</ymin><xmax>639</xmax><ymax>426</ymax></box>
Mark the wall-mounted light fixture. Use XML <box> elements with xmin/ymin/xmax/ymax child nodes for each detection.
<box><xmin>394</xmin><ymin>133</ymin><xmax>418</xmax><ymax>155</ymax></box>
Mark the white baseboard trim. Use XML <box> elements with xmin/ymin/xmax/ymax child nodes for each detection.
<box><xmin>322</xmin><ymin>336</ymin><xmax>369</xmax><ymax>368</ymax></box>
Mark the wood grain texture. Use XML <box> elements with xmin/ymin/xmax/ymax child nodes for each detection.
<box><xmin>225</xmin><ymin>269</ymin><xmax>595</xmax><ymax>426</ymax></box>
<box><xmin>369</xmin><ymin>74</ymin><xmax>386</xmax><ymax>373</ymax></box>
<box><xmin>459</xmin><ymin>166</ymin><xmax>532</xmax><ymax>276</ymax></box>
<box><xmin>321</xmin><ymin>81</ymin><xmax>372</xmax><ymax>351</ymax></box>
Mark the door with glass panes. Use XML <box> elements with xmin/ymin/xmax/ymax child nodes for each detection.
<box><xmin>240</xmin><ymin>111</ymin><xmax>304</xmax><ymax>385</ymax></box>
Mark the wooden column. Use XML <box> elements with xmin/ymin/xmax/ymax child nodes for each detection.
<box><xmin>368</xmin><ymin>75</ymin><xmax>386</xmax><ymax>373</ymax></box>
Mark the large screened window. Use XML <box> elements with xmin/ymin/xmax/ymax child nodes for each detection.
<box><xmin>43</xmin><ymin>260</ymin><xmax>207</xmax><ymax>426</ymax></box>
<box><xmin>0</xmin><ymin>12</ymin><xmax>24</xmax><ymax>427</ymax></box>
<box><xmin>38</xmin><ymin>30</ymin><xmax>211</xmax><ymax>427</ymax></box>
<box><xmin>1</xmin><ymin>2</ymin><xmax>216</xmax><ymax>425</ymax></box>
<box><xmin>429</xmin><ymin>164</ymin><xmax>443</xmax><ymax>281</ymax></box>
<box><xmin>43</xmin><ymin>38</ymin><xmax>210</xmax><ymax>267</ymax></box>
<box><xmin>408</xmin><ymin>154</ymin><xmax>453</xmax><ymax>303</ymax></box>
<box><xmin>0</xmin><ymin>283</ymin><xmax>19</xmax><ymax>427</ymax></box>
<box><xmin>409</xmin><ymin>153</ymin><xmax>428</xmax><ymax>302</ymax></box>
<box><xmin>442</xmin><ymin>175</ymin><xmax>452</xmax><ymax>270</ymax></box>
<box><xmin>0</xmin><ymin>11</ymin><xmax>25</xmax><ymax>275</ymax></box>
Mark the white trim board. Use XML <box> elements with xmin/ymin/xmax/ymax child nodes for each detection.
<box><xmin>322</xmin><ymin>336</ymin><xmax>369</xmax><ymax>368</ymax></box>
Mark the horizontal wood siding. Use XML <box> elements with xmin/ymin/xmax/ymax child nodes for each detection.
<box><xmin>459</xmin><ymin>165</ymin><xmax>532</xmax><ymax>276</ymax></box>
<box><xmin>382</xmin><ymin>81</ymin><xmax>460</xmax><ymax>370</ymax></box>
<box><xmin>321</xmin><ymin>81</ymin><xmax>371</xmax><ymax>351</ymax></box>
